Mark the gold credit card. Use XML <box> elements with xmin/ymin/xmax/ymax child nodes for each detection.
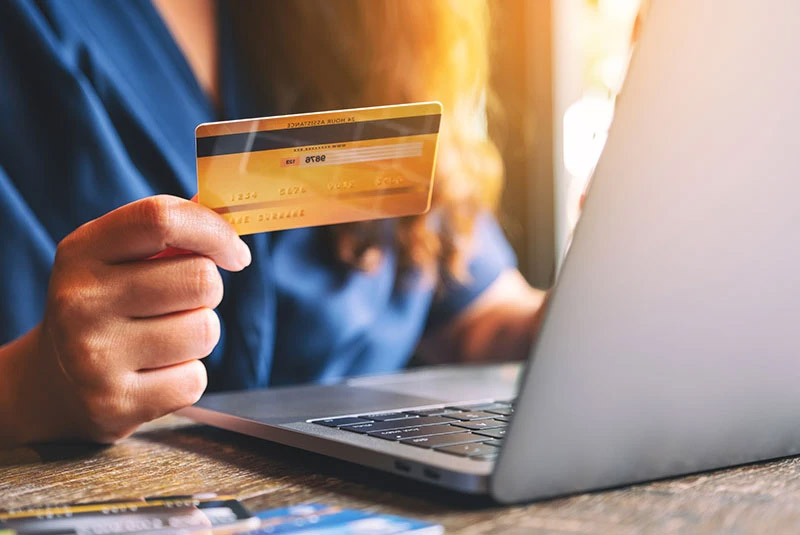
<box><xmin>196</xmin><ymin>102</ymin><xmax>442</xmax><ymax>235</ymax></box>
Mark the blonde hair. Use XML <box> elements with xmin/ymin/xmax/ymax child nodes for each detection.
<box><xmin>229</xmin><ymin>0</ymin><xmax>503</xmax><ymax>280</ymax></box>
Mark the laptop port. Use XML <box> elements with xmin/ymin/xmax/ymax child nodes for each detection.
<box><xmin>423</xmin><ymin>468</ymin><xmax>441</xmax><ymax>480</ymax></box>
<box><xmin>394</xmin><ymin>460</ymin><xmax>412</xmax><ymax>473</ymax></box>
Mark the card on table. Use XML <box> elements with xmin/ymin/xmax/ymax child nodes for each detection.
<box><xmin>246</xmin><ymin>503</ymin><xmax>443</xmax><ymax>535</ymax></box>
<box><xmin>0</xmin><ymin>495</ymin><xmax>258</xmax><ymax>535</ymax></box>
<box><xmin>196</xmin><ymin>102</ymin><xmax>442</xmax><ymax>235</ymax></box>
<box><xmin>0</xmin><ymin>498</ymin><xmax>442</xmax><ymax>535</ymax></box>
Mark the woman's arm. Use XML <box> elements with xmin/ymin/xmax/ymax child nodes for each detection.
<box><xmin>417</xmin><ymin>268</ymin><xmax>547</xmax><ymax>364</ymax></box>
<box><xmin>0</xmin><ymin>326</ymin><xmax>47</xmax><ymax>445</ymax></box>
<box><xmin>0</xmin><ymin>196</ymin><xmax>251</xmax><ymax>448</ymax></box>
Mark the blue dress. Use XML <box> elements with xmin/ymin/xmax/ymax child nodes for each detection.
<box><xmin>0</xmin><ymin>0</ymin><xmax>516</xmax><ymax>390</ymax></box>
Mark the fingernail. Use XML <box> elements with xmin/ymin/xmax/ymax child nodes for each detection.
<box><xmin>236</xmin><ymin>238</ymin><xmax>252</xmax><ymax>268</ymax></box>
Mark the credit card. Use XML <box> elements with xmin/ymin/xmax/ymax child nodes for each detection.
<box><xmin>0</xmin><ymin>495</ymin><xmax>258</xmax><ymax>535</ymax></box>
<box><xmin>245</xmin><ymin>503</ymin><xmax>443</xmax><ymax>534</ymax></box>
<box><xmin>196</xmin><ymin>102</ymin><xmax>442</xmax><ymax>235</ymax></box>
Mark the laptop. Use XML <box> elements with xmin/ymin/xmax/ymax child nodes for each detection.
<box><xmin>179</xmin><ymin>0</ymin><xmax>800</xmax><ymax>503</ymax></box>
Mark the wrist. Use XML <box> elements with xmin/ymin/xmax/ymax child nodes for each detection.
<box><xmin>0</xmin><ymin>324</ymin><xmax>69</xmax><ymax>446</ymax></box>
<box><xmin>0</xmin><ymin>325</ymin><xmax>41</xmax><ymax>445</ymax></box>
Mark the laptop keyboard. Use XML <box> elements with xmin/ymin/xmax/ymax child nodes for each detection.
<box><xmin>310</xmin><ymin>400</ymin><xmax>514</xmax><ymax>462</ymax></box>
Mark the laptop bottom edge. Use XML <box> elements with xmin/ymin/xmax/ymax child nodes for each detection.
<box><xmin>177</xmin><ymin>406</ymin><xmax>492</xmax><ymax>495</ymax></box>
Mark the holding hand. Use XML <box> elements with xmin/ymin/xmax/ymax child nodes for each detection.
<box><xmin>5</xmin><ymin>195</ymin><xmax>250</xmax><ymax>444</ymax></box>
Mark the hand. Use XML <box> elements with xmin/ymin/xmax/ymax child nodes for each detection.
<box><xmin>22</xmin><ymin>195</ymin><xmax>251</xmax><ymax>443</ymax></box>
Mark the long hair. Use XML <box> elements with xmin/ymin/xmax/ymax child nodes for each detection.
<box><xmin>228</xmin><ymin>0</ymin><xmax>503</xmax><ymax>281</ymax></box>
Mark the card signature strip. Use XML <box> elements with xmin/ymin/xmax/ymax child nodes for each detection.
<box><xmin>196</xmin><ymin>114</ymin><xmax>441</xmax><ymax>158</ymax></box>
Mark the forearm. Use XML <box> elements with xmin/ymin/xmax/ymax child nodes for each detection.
<box><xmin>0</xmin><ymin>325</ymin><xmax>48</xmax><ymax>446</ymax></box>
<box><xmin>418</xmin><ymin>269</ymin><xmax>547</xmax><ymax>364</ymax></box>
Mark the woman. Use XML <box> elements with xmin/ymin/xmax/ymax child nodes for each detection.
<box><xmin>0</xmin><ymin>0</ymin><xmax>545</xmax><ymax>446</ymax></box>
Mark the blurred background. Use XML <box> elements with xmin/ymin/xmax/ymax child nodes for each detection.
<box><xmin>489</xmin><ymin>0</ymin><xmax>643</xmax><ymax>288</ymax></box>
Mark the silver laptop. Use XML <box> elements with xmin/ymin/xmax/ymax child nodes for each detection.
<box><xmin>180</xmin><ymin>0</ymin><xmax>800</xmax><ymax>503</ymax></box>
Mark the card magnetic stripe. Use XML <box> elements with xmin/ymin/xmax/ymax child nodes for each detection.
<box><xmin>196</xmin><ymin>114</ymin><xmax>441</xmax><ymax>158</ymax></box>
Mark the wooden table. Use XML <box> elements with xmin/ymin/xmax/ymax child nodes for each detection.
<box><xmin>3</xmin><ymin>415</ymin><xmax>800</xmax><ymax>534</ymax></box>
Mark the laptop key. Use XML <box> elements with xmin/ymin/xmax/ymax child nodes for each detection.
<box><xmin>474</xmin><ymin>428</ymin><xmax>506</xmax><ymax>439</ymax></box>
<box><xmin>340</xmin><ymin>416</ymin><xmax>452</xmax><ymax>434</ymax></box>
<box><xmin>359</xmin><ymin>412</ymin><xmax>416</xmax><ymax>422</ymax></box>
<box><xmin>493</xmin><ymin>416</ymin><xmax>510</xmax><ymax>423</ymax></box>
<box><xmin>482</xmin><ymin>439</ymin><xmax>503</xmax><ymax>447</ymax></box>
<box><xmin>405</xmin><ymin>407</ymin><xmax>457</xmax><ymax>417</ymax></box>
<box><xmin>444</xmin><ymin>411</ymin><xmax>498</xmax><ymax>421</ymax></box>
<box><xmin>400</xmin><ymin>432</ymin><xmax>484</xmax><ymax>449</ymax></box>
<box><xmin>485</xmin><ymin>407</ymin><xmax>513</xmax><ymax>416</ymax></box>
<box><xmin>368</xmin><ymin>424</ymin><xmax>462</xmax><ymax>441</ymax></box>
<box><xmin>313</xmin><ymin>416</ymin><xmax>371</xmax><ymax>427</ymax></box>
<box><xmin>436</xmin><ymin>442</ymin><xmax>499</xmax><ymax>457</ymax></box>
<box><xmin>451</xmin><ymin>419</ymin><xmax>506</xmax><ymax>431</ymax></box>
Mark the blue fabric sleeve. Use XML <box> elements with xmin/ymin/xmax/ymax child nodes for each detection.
<box><xmin>425</xmin><ymin>213</ymin><xmax>518</xmax><ymax>332</ymax></box>
<box><xmin>0</xmin><ymin>164</ymin><xmax>55</xmax><ymax>339</ymax></box>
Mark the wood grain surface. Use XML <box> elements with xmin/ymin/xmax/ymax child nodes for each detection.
<box><xmin>2</xmin><ymin>415</ymin><xmax>800</xmax><ymax>534</ymax></box>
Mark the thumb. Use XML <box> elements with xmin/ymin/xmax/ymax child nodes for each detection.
<box><xmin>148</xmin><ymin>194</ymin><xmax>202</xmax><ymax>260</ymax></box>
